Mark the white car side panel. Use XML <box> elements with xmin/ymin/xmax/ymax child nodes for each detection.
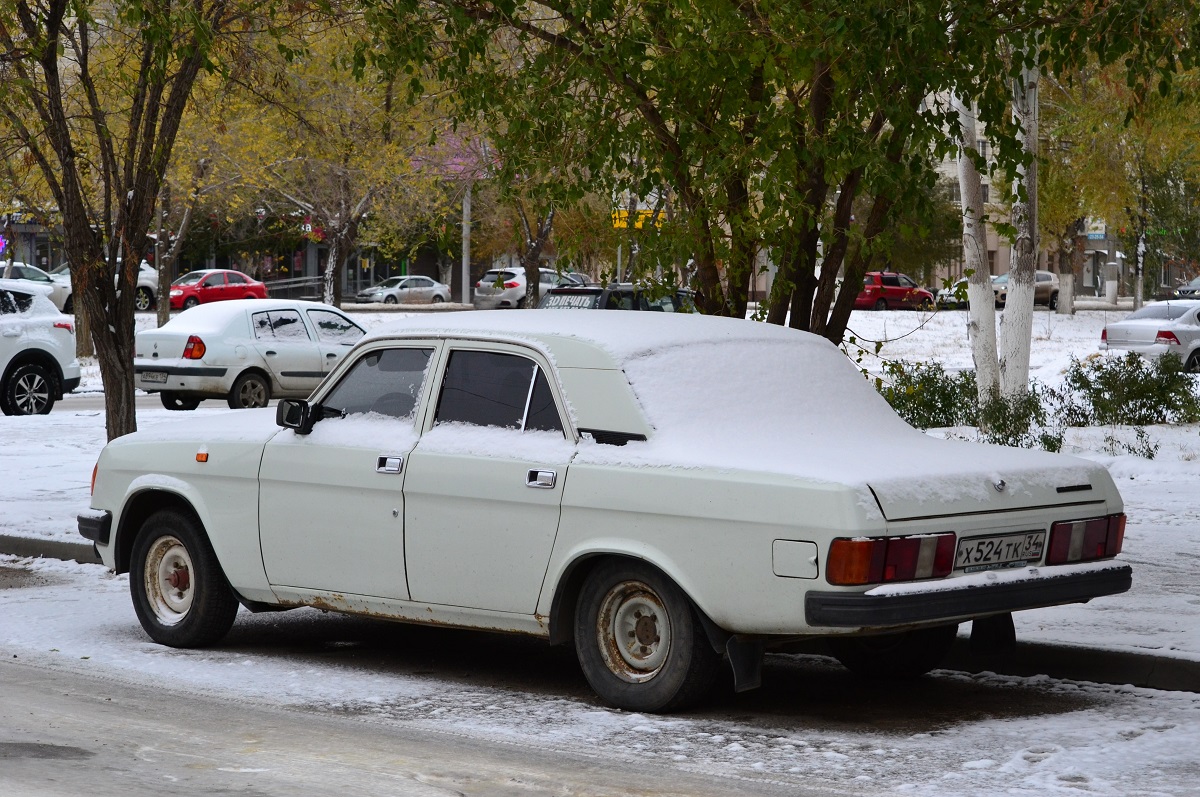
<box><xmin>556</xmin><ymin>367</ymin><xmax>652</xmax><ymax>438</ymax></box>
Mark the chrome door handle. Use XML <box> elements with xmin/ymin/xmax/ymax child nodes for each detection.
<box><xmin>376</xmin><ymin>455</ymin><xmax>404</xmax><ymax>474</ymax></box>
<box><xmin>527</xmin><ymin>470</ymin><xmax>556</xmax><ymax>488</ymax></box>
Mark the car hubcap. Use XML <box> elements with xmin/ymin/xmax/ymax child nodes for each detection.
<box><xmin>145</xmin><ymin>536</ymin><xmax>194</xmax><ymax>625</ymax></box>
<box><xmin>136</xmin><ymin>290</ymin><xmax>151</xmax><ymax>310</ymax></box>
<box><xmin>239</xmin><ymin>381</ymin><xmax>267</xmax><ymax>407</ymax></box>
<box><xmin>596</xmin><ymin>580</ymin><xmax>672</xmax><ymax>683</ymax></box>
<box><xmin>13</xmin><ymin>373</ymin><xmax>49</xmax><ymax>414</ymax></box>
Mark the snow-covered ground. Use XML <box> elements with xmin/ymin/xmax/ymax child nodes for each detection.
<box><xmin>2</xmin><ymin>306</ymin><xmax>1199</xmax><ymax>796</ymax></box>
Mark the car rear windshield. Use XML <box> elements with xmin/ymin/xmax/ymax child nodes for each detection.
<box><xmin>481</xmin><ymin>270</ymin><xmax>517</xmax><ymax>282</ymax></box>
<box><xmin>1127</xmin><ymin>304</ymin><xmax>1195</xmax><ymax>321</ymax></box>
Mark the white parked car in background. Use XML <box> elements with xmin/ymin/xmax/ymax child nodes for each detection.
<box><xmin>1101</xmin><ymin>300</ymin><xmax>1200</xmax><ymax>371</ymax></box>
<box><xmin>48</xmin><ymin>260</ymin><xmax>160</xmax><ymax>312</ymax></box>
<box><xmin>83</xmin><ymin>312</ymin><xmax>1130</xmax><ymax>712</ymax></box>
<box><xmin>0</xmin><ymin>278</ymin><xmax>81</xmax><ymax>415</ymax></box>
<box><xmin>355</xmin><ymin>275</ymin><xmax>451</xmax><ymax>304</ymax></box>
<box><xmin>472</xmin><ymin>267</ymin><xmax>566</xmax><ymax>309</ymax></box>
<box><xmin>3</xmin><ymin>261</ymin><xmax>73</xmax><ymax>313</ymax></box>
<box><xmin>133</xmin><ymin>298</ymin><xmax>365</xmax><ymax>410</ymax></box>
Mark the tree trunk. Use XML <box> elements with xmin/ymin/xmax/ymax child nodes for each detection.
<box><xmin>955</xmin><ymin>97</ymin><xmax>1000</xmax><ymax>403</ymax></box>
<box><xmin>515</xmin><ymin>202</ymin><xmax>555</xmax><ymax>307</ymax></box>
<box><xmin>323</xmin><ymin>235</ymin><xmax>341</xmax><ymax>306</ymax></box>
<box><xmin>998</xmin><ymin>60</ymin><xmax>1039</xmax><ymax>399</ymax></box>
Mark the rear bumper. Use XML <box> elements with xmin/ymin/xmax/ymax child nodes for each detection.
<box><xmin>805</xmin><ymin>564</ymin><xmax>1132</xmax><ymax>628</ymax></box>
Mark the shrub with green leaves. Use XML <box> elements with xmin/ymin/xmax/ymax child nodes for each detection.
<box><xmin>1049</xmin><ymin>353</ymin><xmax>1200</xmax><ymax>426</ymax></box>
<box><xmin>978</xmin><ymin>387</ymin><xmax>1064</xmax><ymax>452</ymax></box>
<box><xmin>876</xmin><ymin>360</ymin><xmax>977</xmax><ymax>430</ymax></box>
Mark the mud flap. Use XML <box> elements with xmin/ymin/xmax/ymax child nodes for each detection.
<box><xmin>970</xmin><ymin>612</ymin><xmax>1016</xmax><ymax>654</ymax></box>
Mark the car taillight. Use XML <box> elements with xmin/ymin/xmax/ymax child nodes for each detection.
<box><xmin>1155</xmin><ymin>330</ymin><xmax>1180</xmax><ymax>345</ymax></box>
<box><xmin>182</xmin><ymin>335</ymin><xmax>206</xmax><ymax>359</ymax></box>
<box><xmin>826</xmin><ymin>533</ymin><xmax>956</xmax><ymax>586</ymax></box>
<box><xmin>90</xmin><ymin>462</ymin><xmax>98</xmax><ymax>495</ymax></box>
<box><xmin>1100</xmin><ymin>328</ymin><xmax>1107</xmax><ymax>343</ymax></box>
<box><xmin>54</xmin><ymin>321</ymin><xmax>74</xmax><ymax>334</ymax></box>
<box><xmin>504</xmin><ymin>281</ymin><xmax>520</xmax><ymax>289</ymax></box>
<box><xmin>1046</xmin><ymin>513</ymin><xmax>1125</xmax><ymax>565</ymax></box>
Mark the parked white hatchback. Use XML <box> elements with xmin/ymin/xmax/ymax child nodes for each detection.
<box><xmin>84</xmin><ymin>312</ymin><xmax>1130</xmax><ymax>712</ymax></box>
<box><xmin>133</xmin><ymin>298</ymin><xmax>365</xmax><ymax>410</ymax></box>
<box><xmin>0</xmin><ymin>278</ymin><xmax>81</xmax><ymax>414</ymax></box>
<box><xmin>354</xmin><ymin>275</ymin><xmax>451</xmax><ymax>304</ymax></box>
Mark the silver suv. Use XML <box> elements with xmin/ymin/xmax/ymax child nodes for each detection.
<box><xmin>473</xmin><ymin>267</ymin><xmax>566</xmax><ymax>309</ymax></box>
<box><xmin>0</xmin><ymin>279</ymin><xmax>82</xmax><ymax>415</ymax></box>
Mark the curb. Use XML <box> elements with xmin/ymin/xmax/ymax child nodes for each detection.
<box><xmin>2</xmin><ymin>535</ymin><xmax>1197</xmax><ymax>694</ymax></box>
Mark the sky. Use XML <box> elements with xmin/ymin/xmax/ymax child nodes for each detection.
<box><xmin>2</xmin><ymin>306</ymin><xmax>1199</xmax><ymax>795</ymax></box>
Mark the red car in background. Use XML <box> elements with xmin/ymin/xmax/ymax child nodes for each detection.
<box><xmin>855</xmin><ymin>271</ymin><xmax>935</xmax><ymax>311</ymax></box>
<box><xmin>169</xmin><ymin>269</ymin><xmax>268</xmax><ymax>310</ymax></box>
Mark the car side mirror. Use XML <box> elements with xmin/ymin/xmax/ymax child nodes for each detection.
<box><xmin>276</xmin><ymin>398</ymin><xmax>315</xmax><ymax>435</ymax></box>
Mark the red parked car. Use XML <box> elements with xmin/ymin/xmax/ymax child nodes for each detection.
<box><xmin>169</xmin><ymin>270</ymin><xmax>268</xmax><ymax>310</ymax></box>
<box><xmin>855</xmin><ymin>271</ymin><xmax>935</xmax><ymax>311</ymax></box>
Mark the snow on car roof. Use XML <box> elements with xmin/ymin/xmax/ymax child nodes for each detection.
<box><xmin>156</xmin><ymin>298</ymin><xmax>341</xmax><ymax>333</ymax></box>
<box><xmin>0</xmin><ymin>277</ymin><xmax>62</xmax><ymax>316</ymax></box>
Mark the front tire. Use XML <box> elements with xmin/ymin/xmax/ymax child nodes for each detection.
<box><xmin>384</xmin><ymin>295</ymin><xmax>398</xmax><ymax>305</ymax></box>
<box><xmin>63</xmin><ymin>295</ymin><xmax>74</xmax><ymax>314</ymax></box>
<box><xmin>161</xmin><ymin>392</ymin><xmax>201</xmax><ymax>411</ymax></box>
<box><xmin>135</xmin><ymin>286</ymin><xmax>155</xmax><ymax>311</ymax></box>
<box><xmin>919</xmin><ymin>297</ymin><xmax>935</xmax><ymax>312</ymax></box>
<box><xmin>828</xmin><ymin>623</ymin><xmax>958</xmax><ymax>679</ymax></box>
<box><xmin>574</xmin><ymin>560</ymin><xmax>721</xmax><ymax>712</ymax></box>
<box><xmin>183</xmin><ymin>296</ymin><xmax>200</xmax><ymax>309</ymax></box>
<box><xmin>1049</xmin><ymin>292</ymin><xmax>1059</xmax><ymax>310</ymax></box>
<box><xmin>873</xmin><ymin>298</ymin><xmax>888</xmax><ymax>311</ymax></box>
<box><xmin>5</xmin><ymin>363</ymin><xmax>56</xmax><ymax>415</ymax></box>
<box><xmin>228</xmin><ymin>372</ymin><xmax>271</xmax><ymax>409</ymax></box>
<box><xmin>129</xmin><ymin>509</ymin><xmax>238</xmax><ymax>647</ymax></box>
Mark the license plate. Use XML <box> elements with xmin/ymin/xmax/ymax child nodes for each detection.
<box><xmin>955</xmin><ymin>531</ymin><xmax>1045</xmax><ymax>573</ymax></box>
<box><xmin>142</xmin><ymin>371</ymin><xmax>168</xmax><ymax>384</ymax></box>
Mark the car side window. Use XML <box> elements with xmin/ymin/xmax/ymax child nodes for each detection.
<box><xmin>322</xmin><ymin>347</ymin><xmax>433</xmax><ymax>419</ymax></box>
<box><xmin>882</xmin><ymin>274</ymin><xmax>901</xmax><ymax>287</ymax></box>
<box><xmin>900</xmin><ymin>275</ymin><xmax>917</xmax><ymax>289</ymax></box>
<box><xmin>226</xmin><ymin>272</ymin><xmax>246</xmax><ymax>285</ymax></box>
<box><xmin>306</xmin><ymin>309</ymin><xmax>365</xmax><ymax>344</ymax></box>
<box><xmin>0</xmin><ymin>289</ymin><xmax>17</xmax><ymax>314</ymax></box>
<box><xmin>434</xmin><ymin>350</ymin><xmax>563</xmax><ymax>434</ymax></box>
<box><xmin>202</xmin><ymin>273</ymin><xmax>225</xmax><ymax>287</ymax></box>
<box><xmin>0</xmin><ymin>289</ymin><xmax>32</xmax><ymax>313</ymax></box>
<box><xmin>252</xmin><ymin>310</ymin><xmax>310</xmax><ymax>341</ymax></box>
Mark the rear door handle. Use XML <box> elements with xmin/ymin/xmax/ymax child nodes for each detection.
<box><xmin>376</xmin><ymin>455</ymin><xmax>404</xmax><ymax>474</ymax></box>
<box><xmin>527</xmin><ymin>470</ymin><xmax>556</xmax><ymax>488</ymax></box>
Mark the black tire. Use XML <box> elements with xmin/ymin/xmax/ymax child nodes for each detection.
<box><xmin>828</xmin><ymin>623</ymin><xmax>959</xmax><ymax>679</ymax></box>
<box><xmin>129</xmin><ymin>509</ymin><xmax>238</xmax><ymax>647</ymax></box>
<box><xmin>516</xmin><ymin>296</ymin><xmax>528</xmax><ymax>309</ymax></box>
<box><xmin>228</xmin><ymin>371</ymin><xmax>271</xmax><ymax>409</ymax></box>
<box><xmin>873</xmin><ymin>298</ymin><xmax>888</xmax><ymax>311</ymax></box>
<box><xmin>384</xmin><ymin>295</ymin><xmax>398</xmax><ymax>304</ymax></box>
<box><xmin>1049</xmin><ymin>292</ymin><xmax>1059</xmax><ymax>310</ymax></box>
<box><xmin>919</xmin><ymin>297</ymin><xmax>935</xmax><ymax>312</ymax></box>
<box><xmin>1186</xmin><ymin>352</ymin><xmax>1200</xmax><ymax>374</ymax></box>
<box><xmin>574</xmin><ymin>560</ymin><xmax>721</xmax><ymax>712</ymax></box>
<box><xmin>183</xmin><ymin>296</ymin><xmax>200</xmax><ymax>309</ymax></box>
<box><xmin>63</xmin><ymin>295</ymin><xmax>74</xmax><ymax>314</ymax></box>
<box><xmin>431</xmin><ymin>294</ymin><xmax>445</xmax><ymax>303</ymax></box>
<box><xmin>4</xmin><ymin>362</ymin><xmax>56</xmax><ymax>415</ymax></box>
<box><xmin>161</xmin><ymin>392</ymin><xmax>201</xmax><ymax>411</ymax></box>
<box><xmin>135</xmin><ymin>286</ymin><xmax>155</xmax><ymax>311</ymax></box>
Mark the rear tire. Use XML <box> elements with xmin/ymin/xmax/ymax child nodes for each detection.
<box><xmin>228</xmin><ymin>371</ymin><xmax>271</xmax><ymax>409</ymax></box>
<box><xmin>129</xmin><ymin>509</ymin><xmax>238</xmax><ymax>647</ymax></box>
<box><xmin>63</xmin><ymin>295</ymin><xmax>74</xmax><ymax>314</ymax></box>
<box><xmin>161</xmin><ymin>392</ymin><xmax>201</xmax><ymax>411</ymax></box>
<box><xmin>431</xmin><ymin>294</ymin><xmax>445</xmax><ymax>303</ymax></box>
<box><xmin>828</xmin><ymin>623</ymin><xmax>958</xmax><ymax>679</ymax></box>
<box><xmin>5</xmin><ymin>363</ymin><xmax>56</xmax><ymax>415</ymax></box>
<box><xmin>1186</xmin><ymin>352</ymin><xmax>1200</xmax><ymax>373</ymax></box>
<box><xmin>1049</xmin><ymin>292</ymin><xmax>1059</xmax><ymax>310</ymax></box>
<box><xmin>135</xmin><ymin>286</ymin><xmax>155</xmax><ymax>311</ymax></box>
<box><xmin>574</xmin><ymin>560</ymin><xmax>721</xmax><ymax>712</ymax></box>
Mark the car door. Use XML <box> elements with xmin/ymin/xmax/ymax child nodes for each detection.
<box><xmin>408</xmin><ymin>277</ymin><xmax>435</xmax><ymax>303</ymax></box>
<box><xmin>305</xmin><ymin>307</ymin><xmax>365</xmax><ymax>376</ymax></box>
<box><xmin>258</xmin><ymin>344</ymin><xmax>438</xmax><ymax>599</ymax></box>
<box><xmin>225</xmin><ymin>271</ymin><xmax>248</xmax><ymax>299</ymax></box>
<box><xmin>897</xmin><ymin>274</ymin><xmax>921</xmax><ymax>307</ymax></box>
<box><xmin>403</xmin><ymin>343</ymin><xmax>574</xmax><ymax>613</ymax></box>
<box><xmin>198</xmin><ymin>272</ymin><xmax>226</xmax><ymax>303</ymax></box>
<box><xmin>250</xmin><ymin>308</ymin><xmax>322</xmax><ymax>392</ymax></box>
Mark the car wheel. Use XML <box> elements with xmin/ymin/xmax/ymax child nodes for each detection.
<box><xmin>1186</xmin><ymin>352</ymin><xmax>1200</xmax><ymax>373</ymax></box>
<box><xmin>574</xmin><ymin>560</ymin><xmax>721</xmax><ymax>712</ymax></box>
<box><xmin>183</xmin><ymin>296</ymin><xmax>200</xmax><ymax>309</ymax></box>
<box><xmin>135</xmin><ymin>286</ymin><xmax>155</xmax><ymax>311</ymax></box>
<box><xmin>920</xmin><ymin>297</ymin><xmax>935</xmax><ymax>312</ymax></box>
<box><xmin>828</xmin><ymin>623</ymin><xmax>958</xmax><ymax>679</ymax></box>
<box><xmin>431</xmin><ymin>294</ymin><xmax>445</xmax><ymax>303</ymax></box>
<box><xmin>1049</xmin><ymin>292</ymin><xmax>1059</xmax><ymax>310</ymax></box>
<box><xmin>384</xmin><ymin>295</ymin><xmax>398</xmax><ymax>304</ymax></box>
<box><xmin>161</xmin><ymin>392</ymin><xmax>201</xmax><ymax>411</ymax></box>
<box><xmin>63</xmin><ymin>295</ymin><xmax>73</xmax><ymax>314</ymax></box>
<box><xmin>873</xmin><ymin>298</ymin><xmax>888</xmax><ymax>311</ymax></box>
<box><xmin>228</xmin><ymin>372</ymin><xmax>271</xmax><ymax>409</ymax></box>
<box><xmin>129</xmin><ymin>509</ymin><xmax>238</xmax><ymax>648</ymax></box>
<box><xmin>5</xmin><ymin>363</ymin><xmax>56</xmax><ymax>415</ymax></box>
<box><xmin>516</xmin><ymin>296</ymin><xmax>528</xmax><ymax>309</ymax></box>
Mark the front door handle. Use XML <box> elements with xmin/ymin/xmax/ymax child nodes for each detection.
<box><xmin>376</xmin><ymin>455</ymin><xmax>404</xmax><ymax>474</ymax></box>
<box><xmin>527</xmin><ymin>469</ymin><xmax>556</xmax><ymax>488</ymax></box>
<box><xmin>326</xmin><ymin>352</ymin><xmax>338</xmax><ymax>359</ymax></box>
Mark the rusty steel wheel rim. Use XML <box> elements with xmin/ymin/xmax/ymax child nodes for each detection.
<box><xmin>144</xmin><ymin>535</ymin><xmax>194</xmax><ymax>626</ymax></box>
<box><xmin>596</xmin><ymin>580</ymin><xmax>672</xmax><ymax>684</ymax></box>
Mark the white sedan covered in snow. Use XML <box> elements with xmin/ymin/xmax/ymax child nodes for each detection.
<box><xmin>133</xmin><ymin>299</ymin><xmax>365</xmax><ymax>409</ymax></box>
<box><xmin>83</xmin><ymin>312</ymin><xmax>1131</xmax><ymax>712</ymax></box>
